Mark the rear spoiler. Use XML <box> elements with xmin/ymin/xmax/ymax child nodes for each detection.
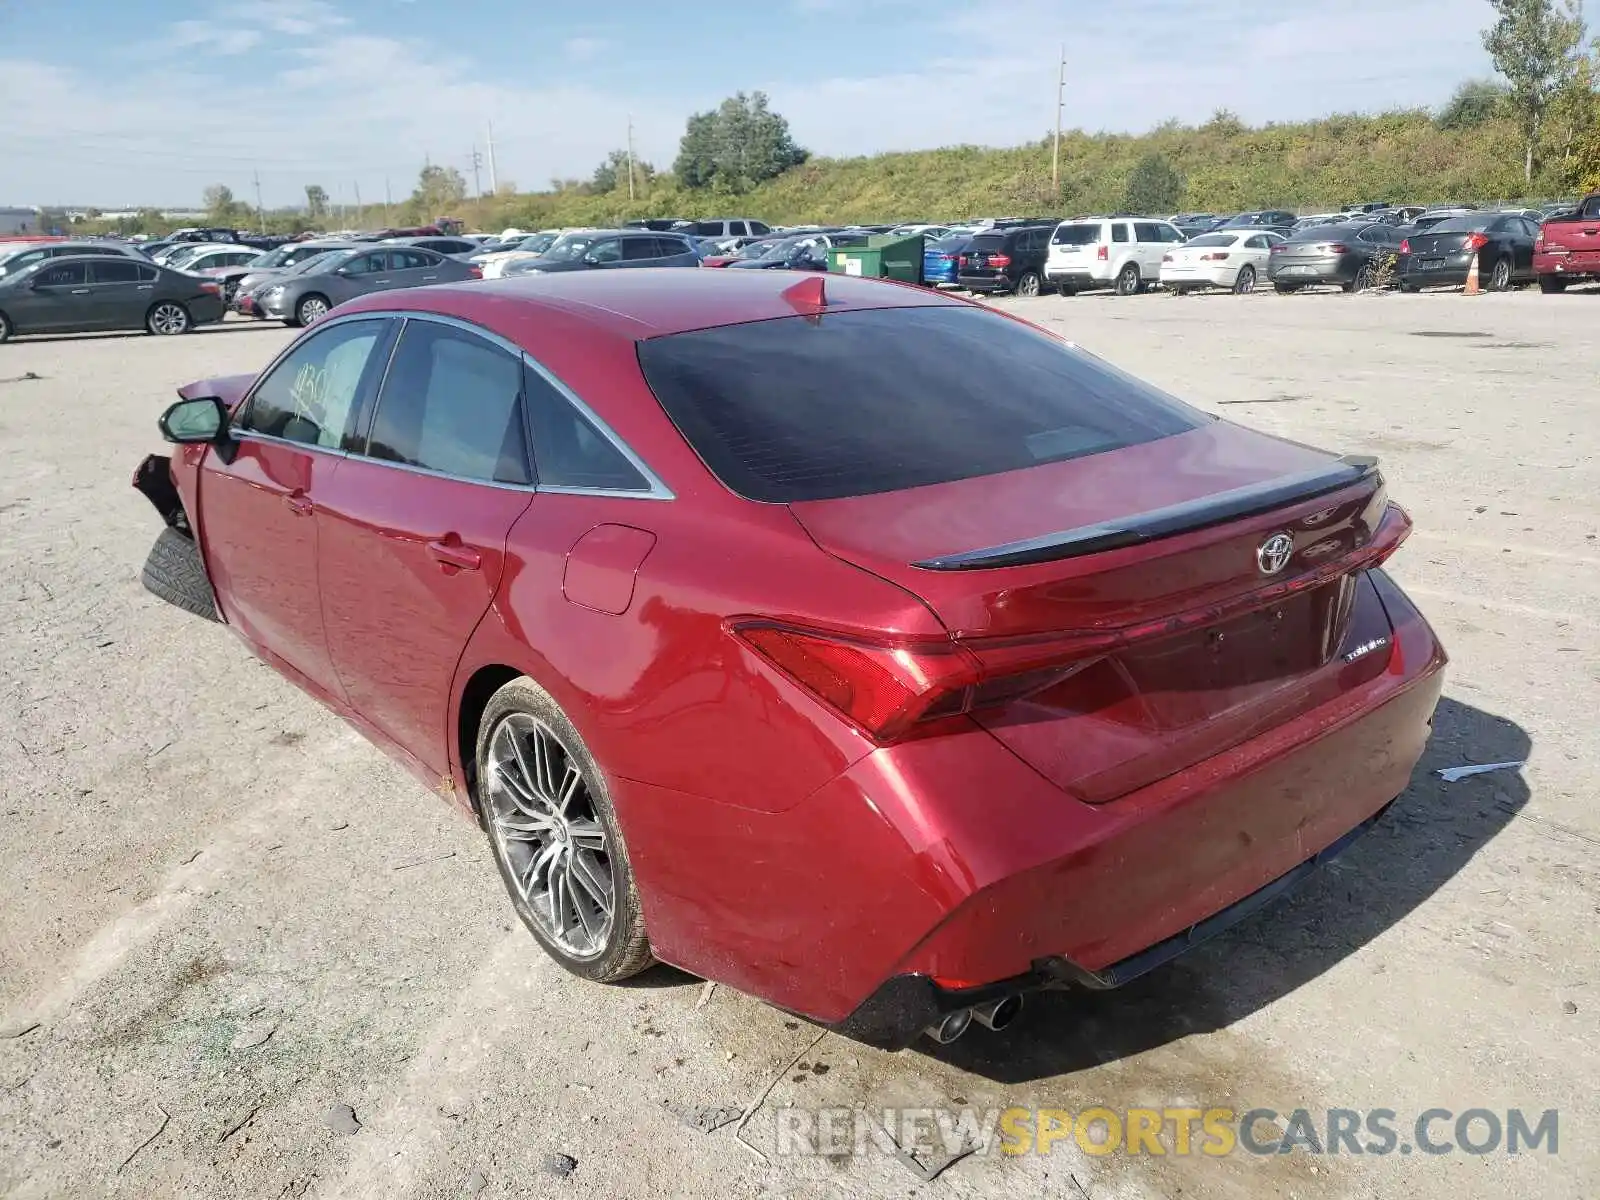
<box><xmin>912</xmin><ymin>455</ymin><xmax>1381</xmax><ymax>571</ymax></box>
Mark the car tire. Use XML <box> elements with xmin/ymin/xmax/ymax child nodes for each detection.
<box><xmin>291</xmin><ymin>294</ymin><xmax>330</xmax><ymax>327</ymax></box>
<box><xmin>1232</xmin><ymin>265</ymin><xmax>1257</xmax><ymax>295</ymax></box>
<box><xmin>1114</xmin><ymin>263</ymin><xmax>1141</xmax><ymax>296</ymax></box>
<box><xmin>1399</xmin><ymin>281</ymin><xmax>1420</xmax><ymax>293</ymax></box>
<box><xmin>140</xmin><ymin>527</ymin><xmax>219</xmax><ymax>621</ymax></box>
<box><xmin>1346</xmin><ymin>264</ymin><xmax>1372</xmax><ymax>294</ymax></box>
<box><xmin>1056</xmin><ymin>283</ymin><xmax>1077</xmax><ymax>297</ymax></box>
<box><xmin>1488</xmin><ymin>256</ymin><xmax>1513</xmax><ymax>292</ymax></box>
<box><xmin>1015</xmin><ymin>271</ymin><xmax>1042</xmax><ymax>298</ymax></box>
<box><xmin>0</xmin><ymin>310</ymin><xmax>11</xmax><ymax>343</ymax></box>
<box><xmin>476</xmin><ymin>676</ymin><xmax>654</xmax><ymax>984</ymax></box>
<box><xmin>1273</xmin><ymin>282</ymin><xmax>1300</xmax><ymax>294</ymax></box>
<box><xmin>1538</xmin><ymin>274</ymin><xmax>1566</xmax><ymax>294</ymax></box>
<box><xmin>145</xmin><ymin>302</ymin><xmax>192</xmax><ymax>336</ymax></box>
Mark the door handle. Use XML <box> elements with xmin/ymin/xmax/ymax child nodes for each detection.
<box><xmin>284</xmin><ymin>491</ymin><xmax>313</xmax><ymax>517</ymax></box>
<box><xmin>137</xmin><ymin>284</ymin><xmax>154</xmax><ymax>291</ymax></box>
<box><xmin>70</xmin><ymin>288</ymin><xmax>90</xmax><ymax>294</ymax></box>
<box><xmin>374</xmin><ymin>278</ymin><xmax>391</xmax><ymax>284</ymax></box>
<box><xmin>427</xmin><ymin>537</ymin><xmax>482</xmax><ymax>571</ymax></box>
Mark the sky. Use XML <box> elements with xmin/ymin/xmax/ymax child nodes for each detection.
<box><xmin>0</xmin><ymin>0</ymin><xmax>1501</xmax><ymax>208</ymax></box>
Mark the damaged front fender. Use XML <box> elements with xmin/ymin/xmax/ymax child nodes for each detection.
<box><xmin>132</xmin><ymin>454</ymin><xmax>188</xmax><ymax>533</ymax></box>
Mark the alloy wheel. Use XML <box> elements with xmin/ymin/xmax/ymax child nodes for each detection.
<box><xmin>298</xmin><ymin>297</ymin><xmax>329</xmax><ymax>324</ymax></box>
<box><xmin>149</xmin><ymin>303</ymin><xmax>189</xmax><ymax>335</ymax></box>
<box><xmin>1234</xmin><ymin>265</ymin><xmax>1256</xmax><ymax>294</ymax></box>
<box><xmin>484</xmin><ymin>713</ymin><xmax>615</xmax><ymax>960</ymax></box>
<box><xmin>1491</xmin><ymin>259</ymin><xmax>1511</xmax><ymax>291</ymax></box>
<box><xmin>0</xmin><ymin>312</ymin><xmax>10</xmax><ymax>343</ymax></box>
<box><xmin>1116</xmin><ymin>265</ymin><xmax>1139</xmax><ymax>296</ymax></box>
<box><xmin>1017</xmin><ymin>272</ymin><xmax>1041</xmax><ymax>297</ymax></box>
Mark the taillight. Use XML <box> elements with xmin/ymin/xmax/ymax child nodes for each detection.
<box><xmin>1399</xmin><ymin>238</ymin><xmax>1411</xmax><ymax>254</ymax></box>
<box><xmin>732</xmin><ymin>623</ymin><xmax>1087</xmax><ymax>743</ymax></box>
<box><xmin>958</xmin><ymin>255</ymin><xmax>968</xmax><ymax>267</ymax></box>
<box><xmin>1465</xmin><ymin>232</ymin><xmax>1489</xmax><ymax>251</ymax></box>
<box><xmin>1198</xmin><ymin>252</ymin><xmax>1230</xmax><ymax>261</ymax></box>
<box><xmin>1161</xmin><ymin>254</ymin><xmax>1173</xmax><ymax>263</ymax></box>
<box><xmin>468</xmin><ymin>265</ymin><xmax>483</xmax><ymax>278</ymax></box>
<box><xmin>988</xmin><ymin>253</ymin><xmax>1012</xmax><ymax>268</ymax></box>
<box><xmin>1534</xmin><ymin>233</ymin><xmax>1545</xmax><ymax>252</ymax></box>
<box><xmin>1096</xmin><ymin>245</ymin><xmax>1109</xmax><ymax>260</ymax></box>
<box><xmin>937</xmin><ymin>253</ymin><xmax>954</xmax><ymax>262</ymax></box>
<box><xmin>197</xmin><ymin>281</ymin><xmax>221</xmax><ymax>294</ymax></box>
<box><xmin>1325</xmin><ymin>243</ymin><xmax>1349</xmax><ymax>254</ymax></box>
<box><xmin>1270</xmin><ymin>243</ymin><xmax>1286</xmax><ymax>253</ymax></box>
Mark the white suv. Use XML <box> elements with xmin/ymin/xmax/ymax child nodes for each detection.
<box><xmin>1044</xmin><ymin>217</ymin><xmax>1185</xmax><ymax>296</ymax></box>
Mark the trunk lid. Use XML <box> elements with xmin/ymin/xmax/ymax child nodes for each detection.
<box><xmin>787</xmin><ymin>422</ymin><xmax>1405</xmax><ymax>802</ymax></box>
<box><xmin>1406</xmin><ymin>232</ymin><xmax>1472</xmax><ymax>257</ymax></box>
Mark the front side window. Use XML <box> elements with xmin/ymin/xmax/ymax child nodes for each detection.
<box><xmin>34</xmin><ymin>262</ymin><xmax>88</xmax><ymax>287</ymax></box>
<box><xmin>365</xmin><ymin>321</ymin><xmax>528</xmax><ymax>484</ymax></box>
<box><xmin>585</xmin><ymin>239</ymin><xmax>623</xmax><ymax>264</ymax></box>
<box><xmin>240</xmin><ymin>319</ymin><xmax>387</xmax><ymax>449</ymax></box>
<box><xmin>623</xmin><ymin>237</ymin><xmax>660</xmax><ymax>261</ymax></box>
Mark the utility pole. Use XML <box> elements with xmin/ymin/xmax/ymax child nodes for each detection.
<box><xmin>384</xmin><ymin>177</ymin><xmax>392</xmax><ymax>225</ymax></box>
<box><xmin>252</xmin><ymin>169</ymin><xmax>265</xmax><ymax>231</ymax></box>
<box><xmin>470</xmin><ymin>147</ymin><xmax>484</xmax><ymax>199</ymax></box>
<box><xmin>486</xmin><ymin>121</ymin><xmax>498</xmax><ymax>194</ymax></box>
<box><xmin>1051</xmin><ymin>45</ymin><xmax>1066</xmax><ymax>196</ymax></box>
<box><xmin>353</xmin><ymin>181</ymin><xmax>362</xmax><ymax>226</ymax></box>
<box><xmin>626</xmin><ymin>114</ymin><xmax>637</xmax><ymax>202</ymax></box>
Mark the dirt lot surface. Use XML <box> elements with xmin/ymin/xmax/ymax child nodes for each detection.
<box><xmin>1</xmin><ymin>290</ymin><xmax>1597</xmax><ymax>1200</ymax></box>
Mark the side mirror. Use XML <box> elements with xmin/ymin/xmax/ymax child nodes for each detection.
<box><xmin>158</xmin><ymin>396</ymin><xmax>229</xmax><ymax>444</ymax></box>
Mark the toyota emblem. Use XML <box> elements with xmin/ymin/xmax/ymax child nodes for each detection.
<box><xmin>1256</xmin><ymin>533</ymin><xmax>1295</xmax><ymax>575</ymax></box>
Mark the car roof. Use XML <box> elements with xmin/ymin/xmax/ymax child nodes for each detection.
<box><xmin>338</xmin><ymin>269</ymin><xmax>967</xmax><ymax>342</ymax></box>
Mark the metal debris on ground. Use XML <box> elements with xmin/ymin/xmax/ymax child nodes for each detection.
<box><xmin>0</xmin><ymin>1021</ymin><xmax>41</xmax><ymax>1040</ymax></box>
<box><xmin>541</xmin><ymin>1152</ymin><xmax>578</xmax><ymax>1178</ymax></box>
<box><xmin>230</xmin><ymin>1023</ymin><xmax>276</xmax><ymax>1051</ymax></box>
<box><xmin>694</xmin><ymin>981</ymin><xmax>716</xmax><ymax>1010</ymax></box>
<box><xmin>218</xmin><ymin>1102</ymin><xmax>262</xmax><ymax>1144</ymax></box>
<box><xmin>323</xmin><ymin>1104</ymin><xmax>361</xmax><ymax>1136</ymax></box>
<box><xmin>669</xmin><ymin>1102</ymin><xmax>743</xmax><ymax>1134</ymax></box>
<box><xmin>732</xmin><ymin>1028</ymin><xmax>828</xmax><ymax>1162</ymax></box>
<box><xmin>117</xmin><ymin>1102</ymin><xmax>171</xmax><ymax>1171</ymax></box>
<box><xmin>392</xmin><ymin>851</ymin><xmax>457</xmax><ymax>871</ymax></box>
<box><xmin>1436</xmin><ymin>761</ymin><xmax>1526</xmax><ymax>783</ymax></box>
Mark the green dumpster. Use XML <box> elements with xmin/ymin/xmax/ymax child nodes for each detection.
<box><xmin>828</xmin><ymin>233</ymin><xmax>925</xmax><ymax>284</ymax></box>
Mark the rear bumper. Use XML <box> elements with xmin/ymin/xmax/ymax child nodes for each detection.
<box><xmin>614</xmin><ymin>571</ymin><xmax>1446</xmax><ymax>1045</ymax></box>
<box><xmin>1160</xmin><ymin>264</ymin><xmax>1235</xmax><ymax>287</ymax></box>
<box><xmin>1046</xmin><ymin>266</ymin><xmax>1113</xmax><ymax>286</ymax></box>
<box><xmin>1535</xmin><ymin>250</ymin><xmax>1600</xmax><ymax>278</ymax></box>
<box><xmin>1268</xmin><ymin>258</ymin><xmax>1354</xmax><ymax>284</ymax></box>
<box><xmin>957</xmin><ymin>274</ymin><xmax>1010</xmax><ymax>293</ymax></box>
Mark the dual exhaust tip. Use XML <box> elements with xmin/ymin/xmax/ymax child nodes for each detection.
<box><xmin>923</xmin><ymin>994</ymin><xmax>1024</xmax><ymax>1044</ymax></box>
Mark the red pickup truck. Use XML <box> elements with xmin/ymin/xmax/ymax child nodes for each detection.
<box><xmin>1535</xmin><ymin>192</ymin><xmax>1600</xmax><ymax>292</ymax></box>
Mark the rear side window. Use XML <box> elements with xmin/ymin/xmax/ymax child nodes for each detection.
<box><xmin>623</xmin><ymin>237</ymin><xmax>659</xmax><ymax>261</ymax></box>
<box><xmin>1052</xmin><ymin>224</ymin><xmax>1100</xmax><ymax>244</ymax></box>
<box><xmin>365</xmin><ymin>321</ymin><xmax>529</xmax><ymax>484</ymax></box>
<box><xmin>91</xmin><ymin>260</ymin><xmax>143</xmax><ymax>283</ymax></box>
<box><xmin>1134</xmin><ymin>222</ymin><xmax>1163</xmax><ymax>242</ymax></box>
<box><xmin>637</xmin><ymin>306</ymin><xmax>1207</xmax><ymax>503</ymax></box>
<box><xmin>524</xmin><ymin>365</ymin><xmax>652</xmax><ymax>492</ymax></box>
<box><xmin>1112</xmin><ymin>224</ymin><xmax>1130</xmax><ymax>243</ymax></box>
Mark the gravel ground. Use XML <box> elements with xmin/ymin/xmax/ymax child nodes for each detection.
<box><xmin>0</xmin><ymin>289</ymin><xmax>1596</xmax><ymax>1200</ymax></box>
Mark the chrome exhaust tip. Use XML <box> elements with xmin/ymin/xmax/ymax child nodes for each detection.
<box><xmin>971</xmin><ymin>994</ymin><xmax>1024</xmax><ymax>1032</ymax></box>
<box><xmin>923</xmin><ymin>1008</ymin><xmax>974</xmax><ymax>1045</ymax></box>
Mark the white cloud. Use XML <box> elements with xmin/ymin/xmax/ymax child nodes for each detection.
<box><xmin>562</xmin><ymin>36</ymin><xmax>608</xmax><ymax>62</ymax></box>
<box><xmin>0</xmin><ymin>0</ymin><xmax>1497</xmax><ymax>207</ymax></box>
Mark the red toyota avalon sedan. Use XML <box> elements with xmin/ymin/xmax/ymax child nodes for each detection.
<box><xmin>134</xmin><ymin>271</ymin><xmax>1445</xmax><ymax>1049</ymax></box>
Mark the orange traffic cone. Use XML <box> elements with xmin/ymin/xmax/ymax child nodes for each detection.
<box><xmin>1464</xmin><ymin>253</ymin><xmax>1482</xmax><ymax>296</ymax></box>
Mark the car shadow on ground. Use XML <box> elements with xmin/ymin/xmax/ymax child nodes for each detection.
<box><xmin>921</xmin><ymin>693</ymin><xmax>1530</xmax><ymax>1084</ymax></box>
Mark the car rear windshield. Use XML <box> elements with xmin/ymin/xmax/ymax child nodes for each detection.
<box><xmin>967</xmin><ymin>234</ymin><xmax>1007</xmax><ymax>251</ymax></box>
<box><xmin>1051</xmin><ymin>224</ymin><xmax>1101</xmax><ymax>245</ymax></box>
<box><xmin>1421</xmin><ymin>216</ymin><xmax>1494</xmax><ymax>234</ymax></box>
<box><xmin>635</xmin><ymin>306</ymin><xmax>1208</xmax><ymax>503</ymax></box>
<box><xmin>1182</xmin><ymin>233</ymin><xmax>1234</xmax><ymax>247</ymax></box>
